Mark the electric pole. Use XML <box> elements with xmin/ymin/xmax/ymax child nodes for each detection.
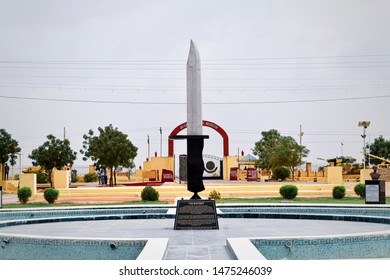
<box><xmin>159</xmin><ymin>127</ymin><xmax>162</xmax><ymax>157</ymax></box>
<box><xmin>147</xmin><ymin>135</ymin><xmax>150</xmax><ymax>161</ymax></box>
<box><xmin>299</xmin><ymin>125</ymin><xmax>304</xmax><ymax>173</ymax></box>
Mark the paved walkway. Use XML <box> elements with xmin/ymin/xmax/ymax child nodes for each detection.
<box><xmin>1</xmin><ymin>195</ymin><xmax>18</xmax><ymax>204</ymax></box>
<box><xmin>1</xmin><ymin>218</ymin><xmax>390</xmax><ymax>260</ymax></box>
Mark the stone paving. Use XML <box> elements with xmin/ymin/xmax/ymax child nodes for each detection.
<box><xmin>1</xmin><ymin>218</ymin><xmax>390</xmax><ymax>260</ymax></box>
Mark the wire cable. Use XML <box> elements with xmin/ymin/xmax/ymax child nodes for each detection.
<box><xmin>1</xmin><ymin>94</ymin><xmax>389</xmax><ymax>105</ymax></box>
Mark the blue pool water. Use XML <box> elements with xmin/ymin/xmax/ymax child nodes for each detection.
<box><xmin>251</xmin><ymin>234</ymin><xmax>390</xmax><ymax>260</ymax></box>
<box><xmin>0</xmin><ymin>204</ymin><xmax>389</xmax><ymax>260</ymax></box>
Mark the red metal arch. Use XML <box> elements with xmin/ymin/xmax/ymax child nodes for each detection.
<box><xmin>168</xmin><ymin>120</ymin><xmax>229</xmax><ymax>157</ymax></box>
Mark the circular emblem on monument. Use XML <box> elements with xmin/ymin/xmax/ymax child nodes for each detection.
<box><xmin>205</xmin><ymin>161</ymin><xmax>218</xmax><ymax>173</ymax></box>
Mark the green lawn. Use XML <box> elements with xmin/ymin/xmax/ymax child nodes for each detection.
<box><xmin>1</xmin><ymin>200</ymin><xmax>169</xmax><ymax>209</ymax></box>
<box><xmin>2</xmin><ymin>196</ymin><xmax>390</xmax><ymax>208</ymax></box>
<box><xmin>214</xmin><ymin>197</ymin><xmax>384</xmax><ymax>204</ymax></box>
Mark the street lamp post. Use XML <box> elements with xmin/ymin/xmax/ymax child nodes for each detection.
<box><xmin>358</xmin><ymin>121</ymin><xmax>370</xmax><ymax>169</ymax></box>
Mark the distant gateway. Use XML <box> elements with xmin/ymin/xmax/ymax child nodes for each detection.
<box><xmin>168</xmin><ymin>120</ymin><xmax>229</xmax><ymax>157</ymax></box>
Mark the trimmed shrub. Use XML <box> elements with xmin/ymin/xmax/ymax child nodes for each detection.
<box><xmin>83</xmin><ymin>172</ymin><xmax>98</xmax><ymax>183</ymax></box>
<box><xmin>209</xmin><ymin>190</ymin><xmax>221</xmax><ymax>200</ymax></box>
<box><xmin>354</xmin><ymin>183</ymin><xmax>366</xmax><ymax>198</ymax></box>
<box><xmin>141</xmin><ymin>186</ymin><xmax>159</xmax><ymax>201</ymax></box>
<box><xmin>279</xmin><ymin>185</ymin><xmax>298</xmax><ymax>200</ymax></box>
<box><xmin>272</xmin><ymin>167</ymin><xmax>291</xmax><ymax>181</ymax></box>
<box><xmin>44</xmin><ymin>188</ymin><xmax>59</xmax><ymax>204</ymax></box>
<box><xmin>333</xmin><ymin>185</ymin><xmax>346</xmax><ymax>199</ymax></box>
<box><xmin>17</xmin><ymin>187</ymin><xmax>32</xmax><ymax>204</ymax></box>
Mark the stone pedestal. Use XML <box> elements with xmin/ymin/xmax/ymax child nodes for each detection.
<box><xmin>326</xmin><ymin>166</ymin><xmax>343</xmax><ymax>185</ymax></box>
<box><xmin>19</xmin><ymin>173</ymin><xmax>37</xmax><ymax>196</ymax></box>
<box><xmin>365</xmin><ymin>180</ymin><xmax>386</xmax><ymax>204</ymax></box>
<box><xmin>52</xmin><ymin>170</ymin><xmax>70</xmax><ymax>189</ymax></box>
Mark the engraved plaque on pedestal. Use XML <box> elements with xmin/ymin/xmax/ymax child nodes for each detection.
<box><xmin>365</xmin><ymin>180</ymin><xmax>386</xmax><ymax>204</ymax></box>
<box><xmin>174</xmin><ymin>199</ymin><xmax>219</xmax><ymax>230</ymax></box>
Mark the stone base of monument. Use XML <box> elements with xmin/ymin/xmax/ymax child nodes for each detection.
<box><xmin>365</xmin><ymin>180</ymin><xmax>386</xmax><ymax>204</ymax></box>
<box><xmin>174</xmin><ymin>199</ymin><xmax>219</xmax><ymax>230</ymax></box>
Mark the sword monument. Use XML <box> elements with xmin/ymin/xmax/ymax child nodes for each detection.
<box><xmin>171</xmin><ymin>41</ymin><xmax>219</xmax><ymax>230</ymax></box>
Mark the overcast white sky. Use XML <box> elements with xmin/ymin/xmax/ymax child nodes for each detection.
<box><xmin>1</xmin><ymin>0</ymin><xmax>390</xmax><ymax>172</ymax></box>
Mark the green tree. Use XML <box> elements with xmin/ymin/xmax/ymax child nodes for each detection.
<box><xmin>80</xmin><ymin>124</ymin><xmax>138</xmax><ymax>187</ymax></box>
<box><xmin>29</xmin><ymin>135</ymin><xmax>77</xmax><ymax>187</ymax></box>
<box><xmin>0</xmin><ymin>129</ymin><xmax>21</xmax><ymax>180</ymax></box>
<box><xmin>367</xmin><ymin>135</ymin><xmax>390</xmax><ymax>165</ymax></box>
<box><xmin>271</xmin><ymin>136</ymin><xmax>309</xmax><ymax>180</ymax></box>
<box><xmin>252</xmin><ymin>129</ymin><xmax>309</xmax><ymax>180</ymax></box>
<box><xmin>252</xmin><ymin>129</ymin><xmax>282</xmax><ymax>171</ymax></box>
